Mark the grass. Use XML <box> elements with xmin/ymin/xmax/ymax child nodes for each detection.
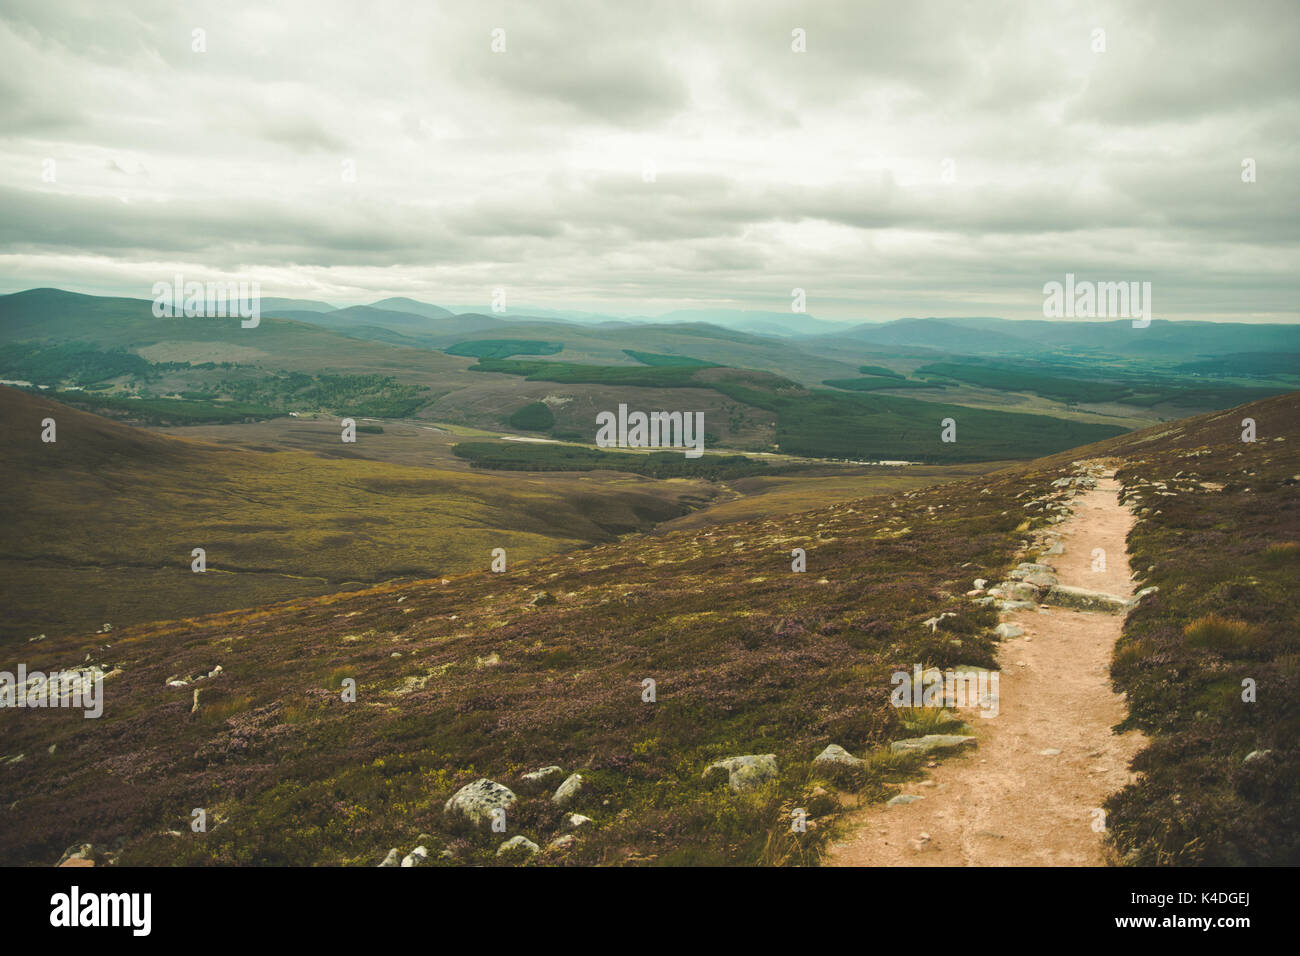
<box><xmin>1183</xmin><ymin>614</ymin><xmax>1264</xmax><ymax>658</ymax></box>
<box><xmin>1101</xmin><ymin>391</ymin><xmax>1300</xmax><ymax>865</ymax></box>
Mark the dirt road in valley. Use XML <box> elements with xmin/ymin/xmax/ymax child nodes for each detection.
<box><xmin>824</xmin><ymin>467</ymin><xmax>1146</xmax><ymax>866</ymax></box>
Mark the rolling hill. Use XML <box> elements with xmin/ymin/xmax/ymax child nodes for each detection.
<box><xmin>2</xmin><ymin>389</ymin><xmax>1293</xmax><ymax>866</ymax></box>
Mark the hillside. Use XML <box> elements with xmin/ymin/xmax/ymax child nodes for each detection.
<box><xmin>0</xmin><ymin>387</ymin><xmax>732</xmax><ymax>645</ymax></box>
<box><xmin>2</xmin><ymin>390</ymin><xmax>1293</xmax><ymax>866</ymax></box>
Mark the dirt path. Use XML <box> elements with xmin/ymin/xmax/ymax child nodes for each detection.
<box><xmin>824</xmin><ymin>467</ymin><xmax>1146</xmax><ymax>866</ymax></box>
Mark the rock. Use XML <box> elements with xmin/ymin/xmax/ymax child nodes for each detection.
<box><xmin>1042</xmin><ymin>584</ymin><xmax>1129</xmax><ymax>614</ymax></box>
<box><xmin>496</xmin><ymin>835</ymin><xmax>540</xmax><ymax>859</ymax></box>
<box><xmin>890</xmin><ymin>735</ymin><xmax>977</xmax><ymax>756</ymax></box>
<box><xmin>1023</xmin><ymin>572</ymin><xmax>1058</xmax><ymax>588</ymax></box>
<box><xmin>1129</xmin><ymin>586</ymin><xmax>1159</xmax><ymax>606</ymax></box>
<box><xmin>973</xmin><ymin>578</ymin><xmax>988</xmax><ymax>590</ymax></box>
<box><xmin>1243</xmin><ymin>749</ymin><xmax>1272</xmax><ymax>764</ymax></box>
<box><xmin>563</xmin><ymin>813</ymin><xmax>593</xmax><ymax>830</ymax></box>
<box><xmin>1039</xmin><ymin>748</ymin><xmax>1062</xmax><ymax>756</ymax></box>
<box><xmin>519</xmin><ymin>765</ymin><xmax>565</xmax><ymax>794</ymax></box>
<box><xmin>994</xmin><ymin>623</ymin><xmax>1025</xmax><ymax>639</ymax></box>
<box><xmin>529</xmin><ymin>591</ymin><xmax>556</xmax><ymax>607</ymax></box>
<box><xmin>400</xmin><ymin>846</ymin><xmax>429</xmax><ymax>867</ymax></box>
<box><xmin>551</xmin><ymin>773</ymin><xmax>584</xmax><ymax>807</ymax></box>
<box><xmin>191</xmin><ymin>688</ymin><xmax>203</xmax><ymax>714</ymax></box>
<box><xmin>991</xmin><ymin>581</ymin><xmax>1040</xmax><ymax>602</ymax></box>
<box><xmin>548</xmin><ymin>834</ymin><xmax>577</xmax><ymax>851</ymax></box>
<box><xmin>703</xmin><ymin>754</ymin><xmax>779</xmax><ymax>792</ymax></box>
<box><xmin>55</xmin><ymin>843</ymin><xmax>96</xmax><ymax>867</ymax></box>
<box><xmin>378</xmin><ymin>848</ymin><xmax>402</xmax><ymax>867</ymax></box>
<box><xmin>444</xmin><ymin>778</ymin><xmax>518</xmax><ymax>826</ymax></box>
<box><xmin>887</xmin><ymin>794</ymin><xmax>924</xmax><ymax>806</ymax></box>
<box><xmin>996</xmin><ymin>600</ymin><xmax>1036</xmax><ymax>612</ymax></box>
<box><xmin>812</xmin><ymin>744</ymin><xmax>865</xmax><ymax>772</ymax></box>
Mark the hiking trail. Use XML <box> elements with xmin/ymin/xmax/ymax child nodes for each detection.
<box><xmin>824</xmin><ymin>462</ymin><xmax>1146</xmax><ymax>866</ymax></box>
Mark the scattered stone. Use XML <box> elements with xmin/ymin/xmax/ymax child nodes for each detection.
<box><xmin>702</xmin><ymin>754</ymin><xmax>779</xmax><ymax>792</ymax></box>
<box><xmin>548</xmin><ymin>834</ymin><xmax>577</xmax><ymax>851</ymax></box>
<box><xmin>973</xmin><ymin>578</ymin><xmax>988</xmax><ymax>590</ymax></box>
<box><xmin>400</xmin><ymin>846</ymin><xmax>429</xmax><ymax>867</ymax></box>
<box><xmin>922</xmin><ymin>612</ymin><xmax>957</xmax><ymax>632</ymax></box>
<box><xmin>552</xmin><ymin>773</ymin><xmax>584</xmax><ymax>807</ymax></box>
<box><xmin>996</xmin><ymin>600</ymin><xmax>1037</xmax><ymax>612</ymax></box>
<box><xmin>496</xmin><ymin>835</ymin><xmax>540</xmax><ymax>859</ymax></box>
<box><xmin>529</xmin><ymin>591</ymin><xmax>556</xmax><ymax>607</ymax></box>
<box><xmin>55</xmin><ymin>844</ymin><xmax>96</xmax><ymax>867</ymax></box>
<box><xmin>444</xmin><ymin>778</ymin><xmax>517</xmax><ymax>826</ymax></box>
<box><xmin>812</xmin><ymin>744</ymin><xmax>865</xmax><ymax>773</ymax></box>
<box><xmin>519</xmin><ymin>765</ymin><xmax>565</xmax><ymax>794</ymax></box>
<box><xmin>994</xmin><ymin>623</ymin><xmax>1025</xmax><ymax>639</ymax></box>
<box><xmin>1243</xmin><ymin>749</ymin><xmax>1272</xmax><ymax>764</ymax></box>
<box><xmin>378</xmin><ymin>848</ymin><xmax>401</xmax><ymax>867</ymax></box>
<box><xmin>563</xmin><ymin>813</ymin><xmax>593</xmax><ymax>830</ymax></box>
<box><xmin>1039</xmin><ymin>748</ymin><xmax>1062</xmax><ymax>756</ymax></box>
<box><xmin>1042</xmin><ymin>585</ymin><xmax>1129</xmax><ymax>614</ymax></box>
<box><xmin>887</xmin><ymin>794</ymin><xmax>923</xmax><ymax>806</ymax></box>
<box><xmin>890</xmin><ymin>735</ymin><xmax>977</xmax><ymax>756</ymax></box>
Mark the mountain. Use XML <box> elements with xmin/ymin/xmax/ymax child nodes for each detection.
<box><xmin>256</xmin><ymin>297</ymin><xmax>338</xmax><ymax>313</ymax></box>
<box><xmin>368</xmin><ymin>297</ymin><xmax>455</xmax><ymax>320</ymax></box>
<box><xmin>814</xmin><ymin>316</ymin><xmax>1300</xmax><ymax>361</ymax></box>
<box><xmin>655</xmin><ymin>309</ymin><xmax>850</xmax><ymax>337</ymax></box>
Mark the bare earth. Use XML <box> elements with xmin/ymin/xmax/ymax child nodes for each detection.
<box><xmin>825</xmin><ymin>468</ymin><xmax>1146</xmax><ymax>866</ymax></box>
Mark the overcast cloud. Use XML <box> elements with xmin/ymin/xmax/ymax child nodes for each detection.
<box><xmin>0</xmin><ymin>0</ymin><xmax>1296</xmax><ymax>322</ymax></box>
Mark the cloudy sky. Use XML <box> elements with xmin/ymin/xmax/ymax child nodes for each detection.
<box><xmin>1</xmin><ymin>0</ymin><xmax>1296</xmax><ymax>322</ymax></box>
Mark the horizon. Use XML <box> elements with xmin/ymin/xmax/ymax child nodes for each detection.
<box><xmin>3</xmin><ymin>283</ymin><xmax>1299</xmax><ymax>327</ymax></box>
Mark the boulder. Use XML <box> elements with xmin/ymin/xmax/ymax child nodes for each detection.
<box><xmin>702</xmin><ymin>754</ymin><xmax>779</xmax><ymax>792</ymax></box>
<box><xmin>444</xmin><ymin>778</ymin><xmax>517</xmax><ymax>826</ymax></box>
<box><xmin>496</xmin><ymin>835</ymin><xmax>540</xmax><ymax>859</ymax></box>
<box><xmin>378</xmin><ymin>848</ymin><xmax>401</xmax><ymax>867</ymax></box>
<box><xmin>890</xmin><ymin>735</ymin><xmax>977</xmax><ymax>756</ymax></box>
<box><xmin>811</xmin><ymin>744</ymin><xmax>865</xmax><ymax>781</ymax></box>
<box><xmin>551</xmin><ymin>773</ymin><xmax>584</xmax><ymax>808</ymax></box>
<box><xmin>1042</xmin><ymin>584</ymin><xmax>1129</xmax><ymax>614</ymax></box>
<box><xmin>991</xmin><ymin>581</ymin><xmax>1040</xmax><ymax>602</ymax></box>
<box><xmin>994</xmin><ymin>623</ymin><xmax>1025</xmax><ymax>639</ymax></box>
<box><xmin>55</xmin><ymin>843</ymin><xmax>97</xmax><ymax>867</ymax></box>
<box><xmin>400</xmin><ymin>846</ymin><xmax>429</xmax><ymax>867</ymax></box>
<box><xmin>519</xmin><ymin>765</ymin><xmax>565</xmax><ymax>794</ymax></box>
<box><xmin>563</xmin><ymin>813</ymin><xmax>593</xmax><ymax>830</ymax></box>
<box><xmin>548</xmin><ymin>834</ymin><xmax>577</xmax><ymax>851</ymax></box>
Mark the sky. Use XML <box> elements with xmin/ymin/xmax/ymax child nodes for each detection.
<box><xmin>0</xmin><ymin>0</ymin><xmax>1297</xmax><ymax>324</ymax></box>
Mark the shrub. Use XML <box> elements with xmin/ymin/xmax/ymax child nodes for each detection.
<box><xmin>1183</xmin><ymin>614</ymin><xmax>1263</xmax><ymax>658</ymax></box>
